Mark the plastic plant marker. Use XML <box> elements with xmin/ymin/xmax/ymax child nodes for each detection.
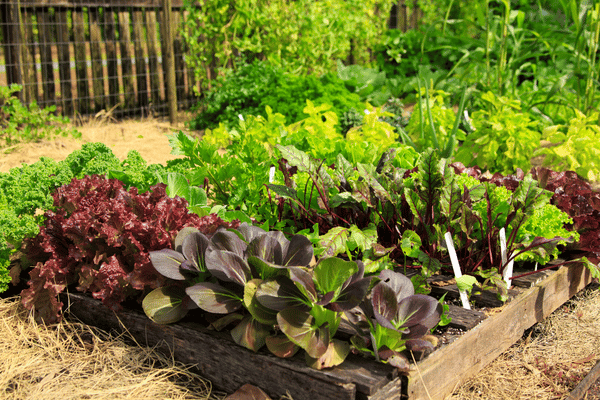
<box><xmin>444</xmin><ymin>232</ymin><xmax>471</xmax><ymax>310</ymax></box>
<box><xmin>499</xmin><ymin>228</ymin><xmax>514</xmax><ymax>289</ymax></box>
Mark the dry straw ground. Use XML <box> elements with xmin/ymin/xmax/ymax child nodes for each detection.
<box><xmin>1</xmin><ymin>116</ymin><xmax>600</xmax><ymax>399</ymax></box>
<box><xmin>0</xmin><ymin>295</ymin><xmax>225</xmax><ymax>400</ymax></box>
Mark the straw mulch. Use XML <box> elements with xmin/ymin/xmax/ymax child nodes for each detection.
<box><xmin>450</xmin><ymin>283</ymin><xmax>600</xmax><ymax>400</ymax></box>
<box><xmin>0</xmin><ymin>296</ymin><xmax>222</xmax><ymax>400</ymax></box>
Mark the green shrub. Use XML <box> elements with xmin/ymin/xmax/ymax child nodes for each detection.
<box><xmin>0</xmin><ymin>84</ymin><xmax>80</xmax><ymax>148</ymax></box>
<box><xmin>188</xmin><ymin>60</ymin><xmax>365</xmax><ymax>131</ymax></box>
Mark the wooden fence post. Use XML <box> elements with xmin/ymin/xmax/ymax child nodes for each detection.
<box><xmin>1</xmin><ymin>0</ymin><xmax>22</xmax><ymax>95</ymax></box>
<box><xmin>162</xmin><ymin>0</ymin><xmax>177</xmax><ymax>125</ymax></box>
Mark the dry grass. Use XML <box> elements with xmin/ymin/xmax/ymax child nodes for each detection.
<box><xmin>450</xmin><ymin>283</ymin><xmax>600</xmax><ymax>400</ymax></box>
<box><xmin>0</xmin><ymin>296</ymin><xmax>223</xmax><ymax>400</ymax></box>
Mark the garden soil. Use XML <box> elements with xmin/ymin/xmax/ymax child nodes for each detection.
<box><xmin>1</xmin><ymin>116</ymin><xmax>600</xmax><ymax>399</ymax></box>
<box><xmin>0</xmin><ymin>113</ymin><xmax>191</xmax><ymax>173</ymax></box>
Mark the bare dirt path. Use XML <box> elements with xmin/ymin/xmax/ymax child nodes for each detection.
<box><xmin>0</xmin><ymin>114</ymin><xmax>188</xmax><ymax>173</ymax></box>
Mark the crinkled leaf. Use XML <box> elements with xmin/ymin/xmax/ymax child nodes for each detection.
<box><xmin>149</xmin><ymin>249</ymin><xmax>187</xmax><ymax>280</ymax></box>
<box><xmin>277</xmin><ymin>144</ymin><xmax>315</xmax><ymax>173</ymax></box>
<box><xmin>318</xmin><ymin>227</ymin><xmax>350</xmax><ymax>257</ymax></box>
<box><xmin>185</xmin><ymin>281</ymin><xmax>242</xmax><ymax>314</ymax></box>
<box><xmin>231</xmin><ymin>315</ymin><xmax>270</xmax><ymax>352</ymax></box>
<box><xmin>357</xmin><ymin>163</ymin><xmax>390</xmax><ymax>201</ymax></box>
<box><xmin>277</xmin><ymin>308</ymin><xmax>329</xmax><ymax>358</ymax></box>
<box><xmin>305</xmin><ymin>339</ymin><xmax>350</xmax><ymax>370</ymax></box>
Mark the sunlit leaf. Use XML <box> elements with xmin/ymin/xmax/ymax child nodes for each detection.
<box><xmin>265</xmin><ymin>334</ymin><xmax>300</xmax><ymax>358</ymax></box>
<box><xmin>186</xmin><ymin>281</ymin><xmax>242</xmax><ymax>314</ymax></box>
<box><xmin>149</xmin><ymin>249</ymin><xmax>186</xmax><ymax>280</ymax></box>
<box><xmin>231</xmin><ymin>315</ymin><xmax>270</xmax><ymax>352</ymax></box>
<box><xmin>142</xmin><ymin>286</ymin><xmax>189</xmax><ymax>325</ymax></box>
<box><xmin>305</xmin><ymin>339</ymin><xmax>350</xmax><ymax>370</ymax></box>
<box><xmin>244</xmin><ymin>279</ymin><xmax>278</xmax><ymax>325</ymax></box>
<box><xmin>277</xmin><ymin>308</ymin><xmax>329</xmax><ymax>358</ymax></box>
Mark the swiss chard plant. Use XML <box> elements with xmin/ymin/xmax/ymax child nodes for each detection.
<box><xmin>397</xmin><ymin>149</ymin><xmax>577</xmax><ymax>296</ymax></box>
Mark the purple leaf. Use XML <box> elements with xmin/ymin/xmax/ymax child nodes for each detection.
<box><xmin>149</xmin><ymin>249</ymin><xmax>186</xmax><ymax>280</ymax></box>
<box><xmin>185</xmin><ymin>281</ymin><xmax>242</xmax><ymax>314</ymax></box>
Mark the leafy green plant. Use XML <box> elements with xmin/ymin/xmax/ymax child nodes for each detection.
<box><xmin>188</xmin><ymin>60</ymin><xmax>365</xmax><ymax>131</ymax></box>
<box><xmin>455</xmin><ymin>91</ymin><xmax>541</xmax><ymax>174</ymax></box>
<box><xmin>182</xmin><ymin>0</ymin><xmax>394</xmax><ymax>87</ymax></box>
<box><xmin>0</xmin><ymin>84</ymin><xmax>80</xmax><ymax>149</ymax></box>
<box><xmin>347</xmin><ymin>270</ymin><xmax>442</xmax><ymax>371</ymax></box>
<box><xmin>0</xmin><ymin>144</ymin><xmax>189</xmax><ymax>294</ymax></box>
<box><xmin>20</xmin><ymin>175</ymin><xmax>236</xmax><ymax>323</ymax></box>
<box><xmin>534</xmin><ymin>110</ymin><xmax>600</xmax><ymax>182</ymax></box>
<box><xmin>336</xmin><ymin>61</ymin><xmax>391</xmax><ymax>106</ymax></box>
<box><xmin>402</xmin><ymin>81</ymin><xmax>468</xmax><ymax>157</ymax></box>
<box><xmin>145</xmin><ymin>222</ymin><xmax>370</xmax><ymax>369</ymax></box>
<box><xmin>378</xmin><ymin>148</ymin><xmax>580</xmax><ymax>300</ymax></box>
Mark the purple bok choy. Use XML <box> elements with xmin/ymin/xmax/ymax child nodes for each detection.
<box><xmin>254</xmin><ymin>258</ymin><xmax>372</xmax><ymax>369</ymax></box>
<box><xmin>346</xmin><ymin>269</ymin><xmax>442</xmax><ymax>372</ymax></box>
<box><xmin>142</xmin><ymin>226</ymin><xmax>210</xmax><ymax>324</ymax></box>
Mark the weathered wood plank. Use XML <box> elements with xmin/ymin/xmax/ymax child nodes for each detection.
<box><xmin>17</xmin><ymin>0</ymin><xmax>185</xmax><ymax>9</ymax></box>
<box><xmin>132</xmin><ymin>9</ymin><xmax>148</xmax><ymax>109</ymax></box>
<box><xmin>89</xmin><ymin>7</ymin><xmax>105</xmax><ymax>112</ymax></box>
<box><xmin>20</xmin><ymin>9</ymin><xmax>38</xmax><ymax>104</ymax></box>
<box><xmin>103</xmin><ymin>8</ymin><xmax>120</xmax><ymax>109</ymax></box>
<box><xmin>1</xmin><ymin>0</ymin><xmax>21</xmax><ymax>88</ymax></box>
<box><xmin>64</xmin><ymin>293</ymin><xmax>377</xmax><ymax>400</ymax></box>
<box><xmin>510</xmin><ymin>269</ymin><xmax>555</xmax><ymax>288</ymax></box>
<box><xmin>406</xmin><ymin>263</ymin><xmax>593</xmax><ymax>400</ymax></box>
<box><xmin>118</xmin><ymin>10</ymin><xmax>136</xmax><ymax>109</ymax></box>
<box><xmin>445</xmin><ymin>304</ymin><xmax>486</xmax><ymax>331</ymax></box>
<box><xmin>72</xmin><ymin>8</ymin><xmax>90</xmax><ymax>114</ymax></box>
<box><xmin>55</xmin><ymin>8</ymin><xmax>73</xmax><ymax>115</ymax></box>
<box><xmin>36</xmin><ymin>7</ymin><xmax>56</xmax><ymax>105</ymax></box>
<box><xmin>172</xmin><ymin>10</ymin><xmax>185</xmax><ymax>106</ymax></box>
<box><xmin>145</xmin><ymin>9</ymin><xmax>162</xmax><ymax>109</ymax></box>
<box><xmin>161</xmin><ymin>0</ymin><xmax>177</xmax><ymax>124</ymax></box>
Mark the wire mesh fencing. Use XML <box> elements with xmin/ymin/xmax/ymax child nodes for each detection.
<box><xmin>0</xmin><ymin>0</ymin><xmax>198</xmax><ymax>119</ymax></box>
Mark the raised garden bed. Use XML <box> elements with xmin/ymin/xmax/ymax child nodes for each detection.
<box><xmin>62</xmin><ymin>262</ymin><xmax>594</xmax><ymax>400</ymax></box>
